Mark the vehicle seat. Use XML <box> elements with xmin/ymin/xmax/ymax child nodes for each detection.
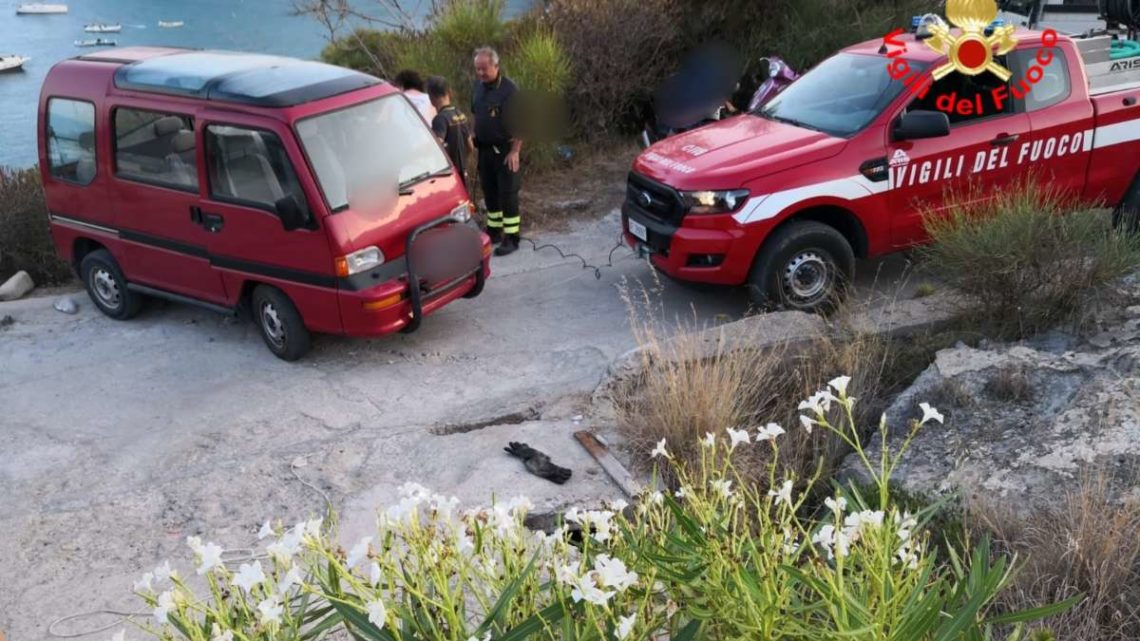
<box><xmin>76</xmin><ymin>131</ymin><xmax>96</xmax><ymax>184</ymax></box>
<box><xmin>220</xmin><ymin>134</ymin><xmax>286</xmax><ymax>205</ymax></box>
<box><xmin>165</xmin><ymin>130</ymin><xmax>197</xmax><ymax>187</ymax></box>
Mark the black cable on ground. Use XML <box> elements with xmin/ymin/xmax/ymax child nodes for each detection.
<box><xmin>518</xmin><ymin>234</ymin><xmax>635</xmax><ymax>280</ymax></box>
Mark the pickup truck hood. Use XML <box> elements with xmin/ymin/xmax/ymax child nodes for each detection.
<box><xmin>633</xmin><ymin>115</ymin><xmax>849</xmax><ymax>190</ymax></box>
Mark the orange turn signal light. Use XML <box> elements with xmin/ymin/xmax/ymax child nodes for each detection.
<box><xmin>482</xmin><ymin>243</ymin><xmax>493</xmax><ymax>258</ymax></box>
<box><xmin>334</xmin><ymin>257</ymin><xmax>350</xmax><ymax>278</ymax></box>
<box><xmin>362</xmin><ymin>292</ymin><xmax>404</xmax><ymax>311</ymax></box>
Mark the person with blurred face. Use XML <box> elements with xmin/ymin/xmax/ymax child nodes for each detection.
<box><xmin>393</xmin><ymin>69</ymin><xmax>436</xmax><ymax>123</ymax></box>
<box><xmin>472</xmin><ymin>46</ymin><xmax>523</xmax><ymax>256</ymax></box>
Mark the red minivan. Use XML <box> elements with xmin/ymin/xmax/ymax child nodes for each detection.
<box><xmin>39</xmin><ymin>47</ymin><xmax>491</xmax><ymax>360</ymax></box>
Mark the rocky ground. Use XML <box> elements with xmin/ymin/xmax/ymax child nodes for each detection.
<box><xmin>853</xmin><ymin>283</ymin><xmax>1140</xmax><ymax>515</ymax></box>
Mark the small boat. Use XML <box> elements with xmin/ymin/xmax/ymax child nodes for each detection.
<box><xmin>74</xmin><ymin>38</ymin><xmax>117</xmax><ymax>48</ymax></box>
<box><xmin>16</xmin><ymin>3</ymin><xmax>68</xmax><ymax>14</ymax></box>
<box><xmin>0</xmin><ymin>54</ymin><xmax>30</xmax><ymax>72</ymax></box>
<box><xmin>157</xmin><ymin>20</ymin><xmax>184</xmax><ymax>28</ymax></box>
<box><xmin>84</xmin><ymin>22</ymin><xmax>122</xmax><ymax>33</ymax></box>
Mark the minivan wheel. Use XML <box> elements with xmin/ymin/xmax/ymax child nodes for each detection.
<box><xmin>251</xmin><ymin>285</ymin><xmax>311</xmax><ymax>361</ymax></box>
<box><xmin>80</xmin><ymin>249</ymin><xmax>142</xmax><ymax>320</ymax></box>
<box><xmin>747</xmin><ymin>221</ymin><xmax>854</xmax><ymax>314</ymax></box>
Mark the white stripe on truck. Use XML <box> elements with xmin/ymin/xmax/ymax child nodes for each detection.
<box><xmin>731</xmin><ymin>118</ymin><xmax>1139</xmax><ymax>226</ymax></box>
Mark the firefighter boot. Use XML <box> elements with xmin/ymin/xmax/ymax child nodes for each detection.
<box><xmin>494</xmin><ymin>234</ymin><xmax>519</xmax><ymax>256</ymax></box>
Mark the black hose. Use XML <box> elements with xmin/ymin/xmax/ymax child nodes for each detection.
<box><xmin>1101</xmin><ymin>0</ymin><xmax>1140</xmax><ymax>28</ymax></box>
<box><xmin>519</xmin><ymin>234</ymin><xmax>634</xmax><ymax>280</ymax></box>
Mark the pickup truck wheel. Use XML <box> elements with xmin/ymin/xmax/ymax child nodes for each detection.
<box><xmin>252</xmin><ymin>285</ymin><xmax>311</xmax><ymax>361</ymax></box>
<box><xmin>748</xmin><ymin>221</ymin><xmax>854</xmax><ymax>314</ymax></box>
<box><xmin>1112</xmin><ymin>177</ymin><xmax>1140</xmax><ymax>234</ymax></box>
<box><xmin>80</xmin><ymin>249</ymin><xmax>142</xmax><ymax>320</ymax></box>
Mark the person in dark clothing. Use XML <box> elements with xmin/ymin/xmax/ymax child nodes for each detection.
<box><xmin>472</xmin><ymin>46</ymin><xmax>523</xmax><ymax>256</ymax></box>
<box><xmin>426</xmin><ymin>75</ymin><xmax>474</xmax><ymax>190</ymax></box>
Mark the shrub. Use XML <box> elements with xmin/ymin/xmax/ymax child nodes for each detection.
<box><xmin>320</xmin><ymin>28</ymin><xmax>398</xmax><ymax>76</ymax></box>
<box><xmin>0</xmin><ymin>166</ymin><xmax>71</xmax><ymax>285</ymax></box>
<box><xmin>919</xmin><ymin>179</ymin><xmax>1140</xmax><ymax>338</ymax></box>
<box><xmin>545</xmin><ymin>0</ymin><xmax>683</xmax><ymax>135</ymax></box>
<box><xmin>509</xmin><ymin>28</ymin><xmax>574</xmax><ymax>170</ymax></box>
<box><xmin>123</xmin><ymin>384</ymin><xmax>1074</xmax><ymax>641</ymax></box>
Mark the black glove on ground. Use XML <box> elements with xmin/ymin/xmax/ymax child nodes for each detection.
<box><xmin>504</xmin><ymin>441</ymin><xmax>573</xmax><ymax>485</ymax></box>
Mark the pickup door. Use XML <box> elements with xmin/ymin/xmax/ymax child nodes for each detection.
<box><xmin>887</xmin><ymin>56</ymin><xmax>1032</xmax><ymax>247</ymax></box>
<box><xmin>1008</xmin><ymin>44</ymin><xmax>1095</xmax><ymax>200</ymax></box>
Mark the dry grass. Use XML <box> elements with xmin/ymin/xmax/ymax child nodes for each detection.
<box><xmin>0</xmin><ymin>167</ymin><xmax>71</xmax><ymax>285</ymax></box>
<box><xmin>613</xmin><ymin>281</ymin><xmax>890</xmax><ymax>488</ymax></box>
<box><xmin>986</xmin><ymin>366</ymin><xmax>1034</xmax><ymax>403</ymax></box>
<box><xmin>516</xmin><ymin>139</ymin><xmax>638</xmax><ymax>232</ymax></box>
<box><xmin>971</xmin><ymin>469</ymin><xmax>1140</xmax><ymax>641</ymax></box>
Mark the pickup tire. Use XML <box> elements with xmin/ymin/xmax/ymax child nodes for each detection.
<box><xmin>252</xmin><ymin>285</ymin><xmax>311</xmax><ymax>361</ymax></box>
<box><xmin>80</xmin><ymin>249</ymin><xmax>143</xmax><ymax>320</ymax></box>
<box><xmin>747</xmin><ymin>221</ymin><xmax>854</xmax><ymax>314</ymax></box>
<box><xmin>1112</xmin><ymin>176</ymin><xmax>1140</xmax><ymax>235</ymax></box>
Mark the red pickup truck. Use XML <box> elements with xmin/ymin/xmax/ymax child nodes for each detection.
<box><xmin>623</xmin><ymin>27</ymin><xmax>1140</xmax><ymax>311</ymax></box>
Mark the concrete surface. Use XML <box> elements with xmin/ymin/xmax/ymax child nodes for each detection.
<box><xmin>0</xmin><ymin>209</ymin><xmax>920</xmax><ymax>640</ymax></box>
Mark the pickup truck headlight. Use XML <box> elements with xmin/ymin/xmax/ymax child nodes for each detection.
<box><xmin>681</xmin><ymin>189</ymin><xmax>750</xmax><ymax>214</ymax></box>
<box><xmin>336</xmin><ymin>246</ymin><xmax>385</xmax><ymax>277</ymax></box>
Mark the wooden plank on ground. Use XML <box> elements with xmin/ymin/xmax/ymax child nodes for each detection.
<box><xmin>574</xmin><ymin>431</ymin><xmax>642</xmax><ymax>498</ymax></box>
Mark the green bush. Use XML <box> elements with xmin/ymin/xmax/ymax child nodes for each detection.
<box><xmin>508</xmin><ymin>28</ymin><xmax>573</xmax><ymax>169</ymax></box>
<box><xmin>0</xmin><ymin>167</ymin><xmax>71</xmax><ymax>285</ymax></box>
<box><xmin>920</xmin><ymin>179</ymin><xmax>1140</xmax><ymax>338</ymax></box>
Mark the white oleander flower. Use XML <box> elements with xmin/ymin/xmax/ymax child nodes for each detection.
<box><xmin>594</xmin><ymin>555</ymin><xmax>638</xmax><ymax>591</ymax></box>
<box><xmin>258</xmin><ymin>520</ymin><xmax>275</xmax><ymax>540</ymax></box>
<box><xmin>133</xmin><ymin>572</ymin><xmax>154</xmax><ymax>593</ymax></box>
<box><xmin>649</xmin><ymin>491</ymin><xmax>664</xmax><ymax>505</ymax></box>
<box><xmin>153</xmin><ymin>561</ymin><xmax>174</xmax><ymax>583</ymax></box>
<box><xmin>650</xmin><ymin>439</ymin><xmax>669</xmax><ymax>459</ymax></box>
<box><xmin>109</xmin><ymin>629</ymin><xmax>126</xmax><ymax>641</ymax></box>
<box><xmin>828</xmin><ymin>375</ymin><xmax>852</xmax><ymax>397</ymax></box>
<box><xmin>616</xmin><ymin>613</ymin><xmax>637</xmax><ymax>640</ymax></box>
<box><xmin>279</xmin><ymin>565</ymin><xmax>304</xmax><ymax>592</ymax></box>
<box><xmin>701</xmin><ymin>432</ymin><xmax>716</xmax><ymax>448</ymax></box>
<box><xmin>798</xmin><ymin>390</ymin><xmax>834</xmax><ymax>415</ymax></box>
<box><xmin>674</xmin><ymin>487</ymin><xmax>687</xmax><ymax>499</ymax></box>
<box><xmin>365</xmin><ymin>598</ymin><xmax>387</xmax><ymax>628</ymax></box>
<box><xmin>257</xmin><ymin>596</ymin><xmax>283</xmax><ymax>626</ymax></box>
<box><xmin>710</xmin><ymin>479</ymin><xmax>733</xmax><ymax>498</ymax></box>
<box><xmin>607</xmin><ymin>499</ymin><xmax>629</xmax><ymax>512</ymax></box>
<box><xmin>347</xmin><ymin>537</ymin><xmax>373</xmax><ymax>568</ymax></box>
<box><xmin>727</xmin><ymin>427</ymin><xmax>751</xmax><ymax>449</ymax></box>
<box><xmin>196</xmin><ymin>541</ymin><xmax>224</xmax><ymax>575</ymax></box>
<box><xmin>232</xmin><ymin>561</ymin><xmax>267</xmax><ymax>593</ymax></box>
<box><xmin>570</xmin><ymin>573</ymin><xmax>615</xmax><ymax>605</ymax></box>
<box><xmin>799</xmin><ymin>415</ymin><xmax>815</xmax><ymax>434</ymax></box>
<box><xmin>812</xmin><ymin>525</ymin><xmax>836</xmax><ymax>560</ymax></box>
<box><xmin>369</xmin><ymin>562</ymin><xmax>382</xmax><ymax>587</ymax></box>
<box><xmin>756</xmin><ymin>423</ymin><xmax>785</xmax><ymax>442</ymax></box>
<box><xmin>824</xmin><ymin>496</ymin><xmax>847</xmax><ymax>515</ymax></box>
<box><xmin>919</xmin><ymin>402</ymin><xmax>944</xmax><ymax>425</ymax></box>
<box><xmin>153</xmin><ymin>590</ymin><xmax>175</xmax><ymax>625</ymax></box>
<box><xmin>768</xmin><ymin>480</ymin><xmax>794</xmax><ymax>506</ymax></box>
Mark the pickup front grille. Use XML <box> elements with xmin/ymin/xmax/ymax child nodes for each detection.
<box><xmin>625</xmin><ymin>172</ymin><xmax>685</xmax><ymax>225</ymax></box>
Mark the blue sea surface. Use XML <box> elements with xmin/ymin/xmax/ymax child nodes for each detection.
<box><xmin>0</xmin><ymin>0</ymin><xmax>530</xmax><ymax>169</ymax></box>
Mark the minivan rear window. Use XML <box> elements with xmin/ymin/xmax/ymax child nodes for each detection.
<box><xmin>296</xmin><ymin>94</ymin><xmax>450</xmax><ymax>212</ymax></box>
<box><xmin>46</xmin><ymin>98</ymin><xmax>96</xmax><ymax>185</ymax></box>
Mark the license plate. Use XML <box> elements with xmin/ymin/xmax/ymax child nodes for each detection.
<box><xmin>628</xmin><ymin>219</ymin><xmax>648</xmax><ymax>242</ymax></box>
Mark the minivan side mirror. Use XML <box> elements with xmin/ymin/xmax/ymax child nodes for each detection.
<box><xmin>893</xmin><ymin>110</ymin><xmax>950</xmax><ymax>141</ymax></box>
<box><xmin>275</xmin><ymin>194</ymin><xmax>308</xmax><ymax>231</ymax></box>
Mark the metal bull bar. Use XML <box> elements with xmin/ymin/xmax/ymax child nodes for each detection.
<box><xmin>402</xmin><ymin>214</ymin><xmax>485</xmax><ymax>334</ymax></box>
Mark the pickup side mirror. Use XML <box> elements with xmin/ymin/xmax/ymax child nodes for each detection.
<box><xmin>275</xmin><ymin>194</ymin><xmax>309</xmax><ymax>231</ymax></box>
<box><xmin>894</xmin><ymin>110</ymin><xmax>950</xmax><ymax>141</ymax></box>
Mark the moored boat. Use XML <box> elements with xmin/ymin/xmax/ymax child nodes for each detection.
<box><xmin>0</xmin><ymin>54</ymin><xmax>30</xmax><ymax>72</ymax></box>
<box><xmin>16</xmin><ymin>3</ymin><xmax>68</xmax><ymax>14</ymax></box>
<box><xmin>157</xmin><ymin>20</ymin><xmax>184</xmax><ymax>28</ymax></box>
<box><xmin>84</xmin><ymin>22</ymin><xmax>122</xmax><ymax>33</ymax></box>
<box><xmin>74</xmin><ymin>38</ymin><xmax>117</xmax><ymax>48</ymax></box>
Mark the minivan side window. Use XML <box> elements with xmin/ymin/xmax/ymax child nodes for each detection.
<box><xmin>1011</xmin><ymin>48</ymin><xmax>1071</xmax><ymax>112</ymax></box>
<box><xmin>47</xmin><ymin>98</ymin><xmax>97</xmax><ymax>185</ymax></box>
<box><xmin>204</xmin><ymin>125</ymin><xmax>309</xmax><ymax>218</ymax></box>
<box><xmin>113</xmin><ymin>108</ymin><xmax>198</xmax><ymax>191</ymax></box>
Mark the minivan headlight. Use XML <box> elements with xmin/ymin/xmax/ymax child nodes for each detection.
<box><xmin>450</xmin><ymin>201</ymin><xmax>475</xmax><ymax>223</ymax></box>
<box><xmin>681</xmin><ymin>189</ymin><xmax>750</xmax><ymax>214</ymax></box>
<box><xmin>336</xmin><ymin>246</ymin><xmax>385</xmax><ymax>277</ymax></box>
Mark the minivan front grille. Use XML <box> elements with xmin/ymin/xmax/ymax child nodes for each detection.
<box><xmin>625</xmin><ymin>172</ymin><xmax>685</xmax><ymax>225</ymax></box>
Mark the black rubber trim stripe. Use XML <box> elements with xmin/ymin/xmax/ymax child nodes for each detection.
<box><xmin>51</xmin><ymin>211</ymin><xmax>347</xmax><ymax>291</ymax></box>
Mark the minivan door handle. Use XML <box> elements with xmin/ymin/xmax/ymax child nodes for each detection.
<box><xmin>201</xmin><ymin>212</ymin><xmax>225</xmax><ymax>233</ymax></box>
<box><xmin>991</xmin><ymin>133</ymin><xmax>1019</xmax><ymax>146</ymax></box>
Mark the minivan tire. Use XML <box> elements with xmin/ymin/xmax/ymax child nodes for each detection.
<box><xmin>747</xmin><ymin>220</ymin><xmax>854</xmax><ymax>314</ymax></box>
<box><xmin>1112</xmin><ymin>175</ymin><xmax>1140</xmax><ymax>234</ymax></box>
<box><xmin>80</xmin><ymin>249</ymin><xmax>143</xmax><ymax>320</ymax></box>
<box><xmin>251</xmin><ymin>285</ymin><xmax>311</xmax><ymax>361</ymax></box>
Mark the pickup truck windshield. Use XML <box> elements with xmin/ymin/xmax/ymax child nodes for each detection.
<box><xmin>297</xmin><ymin>94</ymin><xmax>450</xmax><ymax>212</ymax></box>
<box><xmin>759</xmin><ymin>53</ymin><xmax>925</xmax><ymax>137</ymax></box>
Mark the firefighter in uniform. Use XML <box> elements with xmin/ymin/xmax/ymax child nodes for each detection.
<box><xmin>472</xmin><ymin>46</ymin><xmax>523</xmax><ymax>256</ymax></box>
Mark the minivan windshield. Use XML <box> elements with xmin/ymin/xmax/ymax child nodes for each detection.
<box><xmin>757</xmin><ymin>53</ymin><xmax>926</xmax><ymax>137</ymax></box>
<box><xmin>297</xmin><ymin>94</ymin><xmax>450</xmax><ymax>212</ymax></box>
